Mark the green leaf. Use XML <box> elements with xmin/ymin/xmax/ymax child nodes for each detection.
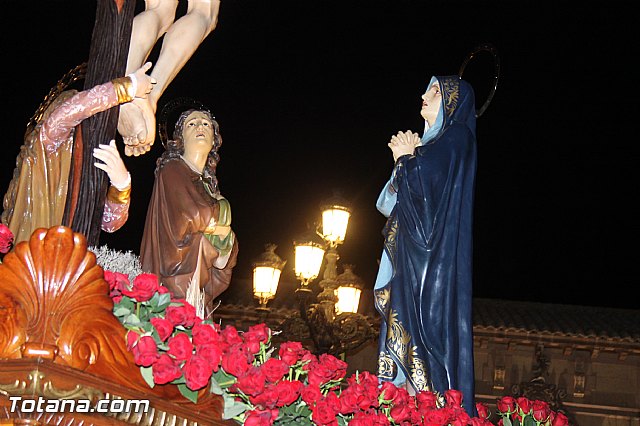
<box><xmin>274</xmin><ymin>417</ymin><xmax>314</xmax><ymax>425</ymax></box>
<box><xmin>210</xmin><ymin>376</ymin><xmax>224</xmax><ymax>395</ymax></box>
<box><xmin>503</xmin><ymin>417</ymin><xmax>513</xmax><ymax>426</ymax></box>
<box><xmin>523</xmin><ymin>416</ymin><xmax>536</xmax><ymax>426</ymax></box>
<box><xmin>140</xmin><ymin>366</ymin><xmax>155</xmax><ymax>388</ymax></box>
<box><xmin>170</xmin><ymin>375</ymin><xmax>186</xmax><ymax>385</ymax></box>
<box><xmin>155</xmin><ymin>293</ymin><xmax>172</xmax><ymax>311</ymax></box>
<box><xmin>222</xmin><ymin>393</ymin><xmax>250</xmax><ymax>420</ymax></box>
<box><xmin>124</xmin><ymin>313</ymin><xmax>141</xmax><ymax>326</ymax></box>
<box><xmin>273</xmin><ymin>405</ymin><xmax>313</xmax><ymax>426</ymax></box>
<box><xmin>178</xmin><ymin>384</ymin><xmax>198</xmax><ymax>403</ymax></box>
<box><xmin>212</xmin><ymin>369</ymin><xmax>236</xmax><ymax>389</ymax></box>
<box><xmin>120</xmin><ymin>297</ymin><xmax>135</xmax><ymax>311</ymax></box>
<box><xmin>113</xmin><ymin>307</ymin><xmax>131</xmax><ymax>317</ymax></box>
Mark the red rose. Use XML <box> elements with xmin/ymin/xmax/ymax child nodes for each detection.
<box><xmin>471</xmin><ymin>418</ymin><xmax>493</xmax><ymax>426</ymax></box>
<box><xmin>324</xmin><ymin>392</ymin><xmax>341</xmax><ymax>413</ymax></box>
<box><xmin>104</xmin><ymin>270</ymin><xmax>129</xmax><ymax>292</ymax></box>
<box><xmin>260</xmin><ymin>357</ymin><xmax>290</xmax><ymax>383</ymax></box>
<box><xmin>122</xmin><ymin>273</ymin><xmax>159</xmax><ymax>302</ymax></box>
<box><xmin>105</xmin><ymin>270</ymin><xmax>129</xmax><ymax>302</ymax></box>
<box><xmin>348</xmin><ymin>370</ymin><xmax>378</xmax><ymax>387</ymax></box>
<box><xmin>152</xmin><ymin>354</ymin><xmax>183</xmax><ymax>384</ymax></box>
<box><xmin>336</xmin><ymin>385</ymin><xmax>361</xmax><ymax>414</ymax></box>
<box><xmin>221</xmin><ymin>325</ymin><xmax>244</xmax><ymax>346</ymax></box>
<box><xmin>245</xmin><ymin>323</ymin><xmax>271</xmax><ymax>344</ymax></box>
<box><xmin>222</xmin><ymin>344</ymin><xmax>253</xmax><ymax>377</ymax></box>
<box><xmin>167</xmin><ymin>332</ymin><xmax>193</xmax><ymax>362</ymax></box>
<box><xmin>306</xmin><ymin>354</ymin><xmax>347</xmax><ymax>387</ymax></box>
<box><xmin>496</xmin><ymin>396</ymin><xmax>516</xmax><ymax>414</ymax></box>
<box><xmin>196</xmin><ymin>343</ymin><xmax>222</xmax><ymax>372</ymax></box>
<box><xmin>351</xmin><ymin>411</ymin><xmax>391</xmax><ymax>426</ymax></box>
<box><xmin>517</xmin><ymin>397</ymin><xmax>532</xmax><ymax>415</ymax></box>
<box><xmin>165</xmin><ymin>301</ymin><xmax>197</xmax><ymax>327</ymax></box>
<box><xmin>551</xmin><ymin>412</ymin><xmax>569</xmax><ymax>426</ymax></box>
<box><xmin>311</xmin><ymin>398</ymin><xmax>339</xmax><ymax>426</ymax></box>
<box><xmin>425</xmin><ymin>407</ymin><xmax>452</xmax><ymax>426</ymax></box>
<box><xmin>393</xmin><ymin>387</ymin><xmax>410</xmax><ymax>408</ymax></box>
<box><xmin>157</xmin><ymin>285</ymin><xmax>170</xmax><ymax>294</ymax></box>
<box><xmin>278</xmin><ymin>341</ymin><xmax>305</xmax><ymax>366</ymax></box>
<box><xmin>301</xmin><ymin>383</ymin><xmax>322</xmax><ymax>406</ymax></box>
<box><xmin>244</xmin><ymin>408</ymin><xmax>278</xmax><ymax>426</ymax></box>
<box><xmin>243</xmin><ymin>334</ymin><xmax>263</xmax><ymax>355</ymax></box>
<box><xmin>532</xmin><ymin>400</ymin><xmax>551</xmax><ymax>422</ymax></box>
<box><xmin>150</xmin><ymin>317</ymin><xmax>174</xmax><ymax>342</ymax></box>
<box><xmin>126</xmin><ymin>330</ymin><xmax>138</xmax><ymax>350</ymax></box>
<box><xmin>409</xmin><ymin>407</ymin><xmax>424</xmax><ymax>426</ymax></box>
<box><xmin>445</xmin><ymin>389</ymin><xmax>464</xmax><ymax>408</ymax></box>
<box><xmin>417</xmin><ymin>390</ymin><xmax>439</xmax><ymax>411</ymax></box>
<box><xmin>249</xmin><ymin>384</ymin><xmax>280</xmax><ymax>409</ymax></box>
<box><xmin>192</xmin><ymin>322</ymin><xmax>220</xmax><ymax>346</ymax></box>
<box><xmin>380</xmin><ymin>381</ymin><xmax>399</xmax><ymax>402</ymax></box>
<box><xmin>390</xmin><ymin>402</ymin><xmax>412</xmax><ymax>424</ymax></box>
<box><xmin>476</xmin><ymin>402</ymin><xmax>490</xmax><ymax>419</ymax></box>
<box><xmin>132</xmin><ymin>335</ymin><xmax>159</xmax><ymax>367</ymax></box>
<box><xmin>0</xmin><ymin>224</ymin><xmax>14</xmax><ymax>253</ymax></box>
<box><xmin>451</xmin><ymin>408</ymin><xmax>471</xmax><ymax>426</ymax></box>
<box><xmin>274</xmin><ymin>380</ymin><xmax>303</xmax><ymax>407</ymax></box>
<box><xmin>183</xmin><ymin>354</ymin><xmax>213</xmax><ymax>390</ymax></box>
<box><xmin>235</xmin><ymin>366</ymin><xmax>267</xmax><ymax>396</ymax></box>
<box><xmin>301</xmin><ymin>351</ymin><xmax>317</xmax><ymax>365</ymax></box>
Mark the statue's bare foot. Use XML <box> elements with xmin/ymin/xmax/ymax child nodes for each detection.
<box><xmin>117</xmin><ymin>98</ymin><xmax>157</xmax><ymax>156</ymax></box>
<box><xmin>118</xmin><ymin>103</ymin><xmax>146</xmax><ymax>156</ymax></box>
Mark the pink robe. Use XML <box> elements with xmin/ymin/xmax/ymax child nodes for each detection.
<box><xmin>2</xmin><ymin>82</ymin><xmax>129</xmax><ymax>244</ymax></box>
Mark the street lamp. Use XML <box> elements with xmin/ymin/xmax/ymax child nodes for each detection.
<box><xmin>252</xmin><ymin>244</ymin><xmax>286</xmax><ymax>313</ymax></box>
<box><xmin>319</xmin><ymin>204</ymin><xmax>350</xmax><ymax>248</ymax></box>
<box><xmin>335</xmin><ymin>264</ymin><xmax>363</xmax><ymax>314</ymax></box>
<box><xmin>279</xmin><ymin>196</ymin><xmax>375</xmax><ymax>356</ymax></box>
<box><xmin>293</xmin><ymin>234</ymin><xmax>325</xmax><ymax>287</ymax></box>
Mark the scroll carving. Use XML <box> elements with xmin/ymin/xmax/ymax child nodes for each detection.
<box><xmin>0</xmin><ymin>226</ymin><xmax>220</xmax><ymax>410</ymax></box>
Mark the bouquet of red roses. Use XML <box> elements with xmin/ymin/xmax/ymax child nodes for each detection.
<box><xmin>495</xmin><ymin>396</ymin><xmax>569</xmax><ymax>426</ymax></box>
<box><xmin>107</xmin><ymin>270</ymin><xmax>565</xmax><ymax>426</ymax></box>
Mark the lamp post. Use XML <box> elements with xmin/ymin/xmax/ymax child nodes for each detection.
<box><xmin>252</xmin><ymin>244</ymin><xmax>286</xmax><ymax>317</ymax></box>
<box><xmin>288</xmin><ymin>196</ymin><xmax>376</xmax><ymax>356</ymax></box>
<box><xmin>251</xmin><ymin>196</ymin><xmax>376</xmax><ymax>356</ymax></box>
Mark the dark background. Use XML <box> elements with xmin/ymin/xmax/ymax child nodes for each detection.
<box><xmin>1</xmin><ymin>1</ymin><xmax>637</xmax><ymax>310</ymax></box>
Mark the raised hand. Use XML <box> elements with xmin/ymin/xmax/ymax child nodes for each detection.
<box><xmin>388</xmin><ymin>130</ymin><xmax>421</xmax><ymax>162</ymax></box>
<box><xmin>93</xmin><ymin>139</ymin><xmax>130</xmax><ymax>189</ymax></box>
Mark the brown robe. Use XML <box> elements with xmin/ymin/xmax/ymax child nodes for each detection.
<box><xmin>140</xmin><ymin>158</ymin><xmax>238</xmax><ymax>307</ymax></box>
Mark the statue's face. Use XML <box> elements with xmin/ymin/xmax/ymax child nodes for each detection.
<box><xmin>182</xmin><ymin>111</ymin><xmax>214</xmax><ymax>152</ymax></box>
<box><xmin>420</xmin><ymin>80</ymin><xmax>442</xmax><ymax>125</ymax></box>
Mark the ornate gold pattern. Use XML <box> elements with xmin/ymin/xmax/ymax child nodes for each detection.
<box><xmin>442</xmin><ymin>78</ymin><xmax>460</xmax><ymax>118</ymax></box>
<box><xmin>383</xmin><ymin>216</ymin><xmax>399</xmax><ymax>267</ymax></box>
<box><xmin>382</xmin><ymin>308</ymin><xmax>431</xmax><ymax>392</ymax></box>
<box><xmin>0</xmin><ymin>370</ymin><xmax>102</xmax><ymax>401</ymax></box>
<box><xmin>374</xmin><ymin>287</ymin><xmax>390</xmax><ymax>315</ymax></box>
<box><xmin>107</xmin><ymin>184</ymin><xmax>131</xmax><ymax>204</ymax></box>
<box><xmin>377</xmin><ymin>351</ymin><xmax>396</xmax><ymax>380</ymax></box>
<box><xmin>112</xmin><ymin>76</ymin><xmax>135</xmax><ymax>104</ymax></box>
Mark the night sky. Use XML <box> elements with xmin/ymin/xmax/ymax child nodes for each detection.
<box><xmin>1</xmin><ymin>1</ymin><xmax>637</xmax><ymax>310</ymax></box>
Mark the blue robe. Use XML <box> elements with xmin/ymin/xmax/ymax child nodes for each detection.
<box><xmin>375</xmin><ymin>75</ymin><xmax>477</xmax><ymax>414</ymax></box>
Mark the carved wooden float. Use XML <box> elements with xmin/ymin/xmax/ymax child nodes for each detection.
<box><xmin>0</xmin><ymin>226</ymin><xmax>233</xmax><ymax>425</ymax></box>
